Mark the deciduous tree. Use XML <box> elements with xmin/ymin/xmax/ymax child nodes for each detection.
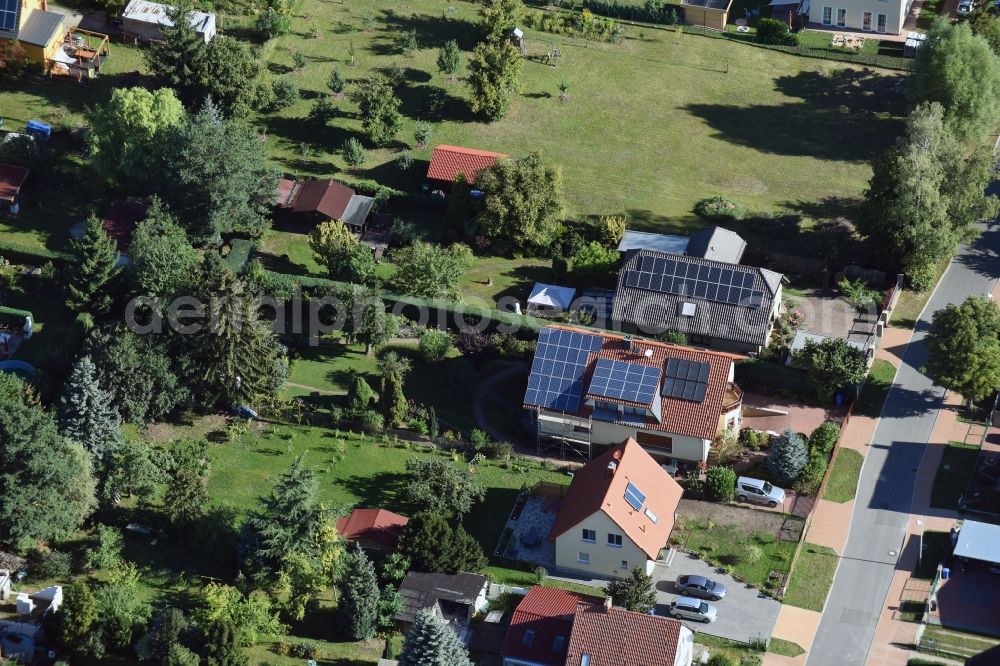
<box><xmin>128</xmin><ymin>197</ymin><xmax>199</xmax><ymax>303</ymax></box>
<box><xmin>350</xmin><ymin>75</ymin><xmax>402</xmax><ymax>146</ymax></box>
<box><xmin>95</xmin><ymin>562</ymin><xmax>152</xmax><ymax>649</ymax></box>
<box><xmin>792</xmin><ymin>338</ymin><xmax>868</xmax><ymax>403</ymax></box>
<box><xmin>403</xmin><ymin>458</ymin><xmax>485</xmax><ymax>517</ymax></box>
<box><xmin>926</xmin><ymin>295</ymin><xmax>1000</xmax><ymax>403</ymax></box>
<box><xmin>392</xmin><ymin>242</ymin><xmax>472</xmax><ymax>299</ymax></box>
<box><xmin>481</xmin><ymin>0</ymin><xmax>523</xmax><ymax>43</ymax></box>
<box><xmin>57</xmin><ymin>581</ymin><xmax>99</xmax><ymax>652</ymax></box>
<box><xmin>477</xmin><ymin>152</ymin><xmax>564</xmax><ymax>254</ymax></box>
<box><xmin>911</xmin><ymin>18</ymin><xmax>1000</xmax><ymax>142</ymax></box>
<box><xmin>467</xmin><ymin>40</ymin><xmax>522</xmax><ymax>121</ymax></box>
<box><xmin>88</xmin><ymin>87</ymin><xmax>185</xmax><ymax>189</ymax></box>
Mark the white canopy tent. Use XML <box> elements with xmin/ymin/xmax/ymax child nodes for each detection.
<box><xmin>527</xmin><ymin>283</ymin><xmax>576</xmax><ymax>312</ymax></box>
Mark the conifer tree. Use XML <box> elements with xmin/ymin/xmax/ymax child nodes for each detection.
<box><xmin>66</xmin><ymin>214</ymin><xmax>121</xmax><ymax>314</ymax></box>
<box><xmin>59</xmin><ymin>356</ymin><xmax>123</xmax><ymax>465</ymax></box>
<box><xmin>766</xmin><ymin>428</ymin><xmax>809</xmax><ymax>486</ymax></box>
<box><xmin>205</xmin><ymin>620</ymin><xmax>247</xmax><ymax>666</ymax></box>
<box><xmin>398</xmin><ymin>607</ymin><xmax>473</xmax><ymax>666</ymax></box>
<box><xmin>336</xmin><ymin>542</ymin><xmax>380</xmax><ymax>640</ymax></box>
<box><xmin>164</xmin><ymin>439</ymin><xmax>209</xmax><ymax>530</ymax></box>
<box><xmin>346</xmin><ymin>375</ymin><xmax>376</xmax><ymax>414</ymax></box>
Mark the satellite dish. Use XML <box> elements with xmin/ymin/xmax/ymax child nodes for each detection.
<box><xmin>644</xmin><ymin>348</ymin><xmax>653</xmax><ymax>358</ymax></box>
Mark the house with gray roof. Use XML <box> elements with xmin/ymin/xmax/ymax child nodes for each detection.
<box><xmin>394</xmin><ymin>572</ymin><xmax>489</xmax><ymax>642</ymax></box>
<box><xmin>685</xmin><ymin>226</ymin><xmax>747</xmax><ymax>264</ymax></box>
<box><xmin>612</xmin><ymin>249</ymin><xmax>783</xmax><ymax>354</ymax></box>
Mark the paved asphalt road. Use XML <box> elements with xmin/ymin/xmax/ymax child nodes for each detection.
<box><xmin>806</xmin><ymin>220</ymin><xmax>1000</xmax><ymax>666</ymax></box>
<box><xmin>652</xmin><ymin>553</ymin><xmax>781</xmax><ymax>643</ymax></box>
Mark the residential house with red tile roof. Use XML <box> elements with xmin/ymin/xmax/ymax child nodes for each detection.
<box><xmin>426</xmin><ymin>144</ymin><xmax>508</xmax><ymax>187</ymax></box>
<box><xmin>548</xmin><ymin>438</ymin><xmax>682</xmax><ymax>578</ymax></box>
<box><xmin>565</xmin><ymin>599</ymin><xmax>694</xmax><ymax>666</ymax></box>
<box><xmin>523</xmin><ymin>325</ymin><xmax>743</xmax><ymax>464</ymax></box>
<box><xmin>335</xmin><ymin>508</ymin><xmax>408</xmax><ymax>554</ymax></box>
<box><xmin>502</xmin><ymin>587</ymin><xmax>602</xmax><ymax>666</ymax></box>
<box><xmin>502</xmin><ymin>586</ymin><xmax>694</xmax><ymax>666</ymax></box>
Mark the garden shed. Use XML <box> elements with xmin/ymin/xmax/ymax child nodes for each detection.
<box><xmin>680</xmin><ymin>0</ymin><xmax>734</xmax><ymax>30</ymax></box>
<box><xmin>121</xmin><ymin>0</ymin><xmax>216</xmax><ymax>43</ymax></box>
<box><xmin>0</xmin><ymin>163</ymin><xmax>29</xmax><ymax>209</ymax></box>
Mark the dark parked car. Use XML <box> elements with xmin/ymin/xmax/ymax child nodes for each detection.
<box><xmin>675</xmin><ymin>574</ymin><xmax>727</xmax><ymax>600</ymax></box>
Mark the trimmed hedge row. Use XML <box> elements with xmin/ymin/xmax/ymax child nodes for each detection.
<box><xmin>262</xmin><ymin>270</ymin><xmax>548</xmax><ymax>333</ymax></box>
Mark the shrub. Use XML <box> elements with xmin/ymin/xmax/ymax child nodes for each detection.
<box><xmin>468</xmin><ymin>428</ymin><xmax>490</xmax><ymax>453</ymax></box>
<box><xmin>485</xmin><ymin>440</ymin><xmax>514</xmax><ymax>461</ymax></box>
<box><xmin>309</xmin><ymin>96</ymin><xmax>337</xmax><ymax>124</ymax></box>
<box><xmin>795</xmin><ymin>449</ymin><xmax>828</xmax><ymax>495</ymax></box>
<box><xmin>705</xmin><ymin>466</ymin><xmax>736</xmax><ymax>503</ymax></box>
<box><xmin>706</xmin><ymin>654</ymin><xmax>738</xmax><ymax>666</ymax></box>
<box><xmin>84</xmin><ymin>524</ymin><xmax>124</xmax><ymax>570</ymax></box>
<box><xmin>694</xmin><ymin>196</ymin><xmax>744</xmax><ymax>221</ymax></box>
<box><xmin>29</xmin><ymin>549</ymin><xmax>73</xmax><ymax>580</ymax></box>
<box><xmin>418</xmin><ymin>328</ymin><xmax>453</xmax><ymax>363</ymax></box>
<box><xmin>361</xmin><ymin>409</ymin><xmax>384</xmax><ymax>433</ymax></box>
<box><xmin>396</xmin><ymin>149</ymin><xmax>414</xmax><ymax>171</ymax></box>
<box><xmin>756</xmin><ymin>17</ymin><xmax>799</xmax><ymax>46</ymax></box>
<box><xmin>270</xmin><ymin>77</ymin><xmax>300</xmax><ymax>110</ymax></box>
<box><xmin>256</xmin><ymin>7</ymin><xmax>290</xmax><ymax>38</ymax></box>
<box><xmin>808</xmin><ymin>421</ymin><xmax>841</xmax><ymax>458</ymax></box>
<box><xmin>739</xmin><ymin>427</ymin><xmax>768</xmax><ymax>452</ymax></box>
<box><xmin>388</xmin><ymin>218</ymin><xmax>420</xmax><ymax>247</ymax></box>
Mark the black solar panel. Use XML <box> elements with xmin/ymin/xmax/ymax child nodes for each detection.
<box><xmin>0</xmin><ymin>0</ymin><xmax>18</xmax><ymax>31</ymax></box>
<box><xmin>587</xmin><ymin>358</ymin><xmax>662</xmax><ymax>405</ymax></box>
<box><xmin>662</xmin><ymin>357</ymin><xmax>710</xmax><ymax>402</ymax></box>
<box><xmin>524</xmin><ymin>328</ymin><xmax>604</xmax><ymax>412</ymax></box>
<box><xmin>622</xmin><ymin>255</ymin><xmax>766</xmax><ymax>307</ymax></box>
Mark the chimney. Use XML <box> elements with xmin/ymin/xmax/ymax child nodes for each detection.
<box><xmin>603</xmin><ymin>596</ymin><xmax>612</xmax><ymax>612</ymax></box>
<box><xmin>606</xmin><ymin>461</ymin><xmax>617</xmax><ymax>477</ymax></box>
<box><xmin>41</xmin><ymin>0</ymin><xmax>48</xmax><ymax>10</ymax></box>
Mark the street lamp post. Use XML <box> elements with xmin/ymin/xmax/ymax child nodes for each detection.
<box><xmin>916</xmin><ymin>519</ymin><xmax>925</xmax><ymax>568</ymax></box>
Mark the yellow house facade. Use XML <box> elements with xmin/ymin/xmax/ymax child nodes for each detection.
<box><xmin>0</xmin><ymin>0</ymin><xmax>66</xmax><ymax>68</ymax></box>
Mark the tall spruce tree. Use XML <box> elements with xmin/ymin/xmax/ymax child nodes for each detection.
<box><xmin>145</xmin><ymin>0</ymin><xmax>206</xmax><ymax>106</ymax></box>
<box><xmin>59</xmin><ymin>355</ymin><xmax>123</xmax><ymax>465</ymax></box>
<box><xmin>66</xmin><ymin>214</ymin><xmax>121</xmax><ymax>314</ymax></box>
<box><xmin>398</xmin><ymin>607</ymin><xmax>473</xmax><ymax>666</ymax></box>
<box><xmin>163</xmin><ymin>439</ymin><xmax>209</xmax><ymax>530</ymax></box>
<box><xmin>186</xmin><ymin>256</ymin><xmax>287</xmax><ymax>407</ymax></box>
<box><xmin>336</xmin><ymin>542</ymin><xmax>380</xmax><ymax>640</ymax></box>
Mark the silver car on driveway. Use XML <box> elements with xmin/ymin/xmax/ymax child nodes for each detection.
<box><xmin>675</xmin><ymin>574</ymin><xmax>727</xmax><ymax>600</ymax></box>
<box><xmin>668</xmin><ymin>595</ymin><xmax>718</xmax><ymax>623</ymax></box>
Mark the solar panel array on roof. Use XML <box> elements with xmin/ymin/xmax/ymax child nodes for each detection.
<box><xmin>662</xmin><ymin>358</ymin><xmax>710</xmax><ymax>402</ymax></box>
<box><xmin>0</xmin><ymin>0</ymin><xmax>18</xmax><ymax>31</ymax></box>
<box><xmin>623</xmin><ymin>255</ymin><xmax>765</xmax><ymax>308</ymax></box>
<box><xmin>588</xmin><ymin>358</ymin><xmax>661</xmax><ymax>405</ymax></box>
<box><xmin>624</xmin><ymin>481</ymin><xmax>646</xmax><ymax>511</ymax></box>
<box><xmin>524</xmin><ymin>328</ymin><xmax>604</xmax><ymax>412</ymax></box>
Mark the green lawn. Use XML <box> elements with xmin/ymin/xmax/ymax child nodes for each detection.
<box><xmin>919</xmin><ymin>625</ymin><xmax>1000</xmax><ymax>660</ymax></box>
<box><xmin>257</xmin><ymin>0</ymin><xmax>901</xmax><ymax>229</ymax></box>
<box><xmin>671</xmin><ymin>520</ymin><xmax>797</xmax><ymax>591</ymax></box>
<box><xmin>782</xmin><ymin>543</ymin><xmax>839</xmax><ymax>611</ymax></box>
<box><xmin>929</xmin><ymin>442</ymin><xmax>980</xmax><ymax>510</ymax></box>
<box><xmin>823</xmin><ymin>448</ymin><xmax>864</xmax><ymax>503</ymax></box>
<box><xmin>891</xmin><ymin>258</ymin><xmax>950</xmax><ymax>329</ymax></box>
<box><xmin>916</xmin><ymin>0</ymin><xmax>947</xmax><ymax>30</ymax></box>
<box><xmin>855</xmin><ymin>359</ymin><xmax>896</xmax><ymax>418</ymax></box>
<box><xmin>769</xmin><ymin>638</ymin><xmax>806</xmax><ymax>657</ymax></box>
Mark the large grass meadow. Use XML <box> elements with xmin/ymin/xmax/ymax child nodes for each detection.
<box><xmin>258</xmin><ymin>0</ymin><xmax>904</xmax><ymax>228</ymax></box>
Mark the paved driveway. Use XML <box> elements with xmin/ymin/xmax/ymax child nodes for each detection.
<box><xmin>651</xmin><ymin>553</ymin><xmax>781</xmax><ymax>644</ymax></box>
